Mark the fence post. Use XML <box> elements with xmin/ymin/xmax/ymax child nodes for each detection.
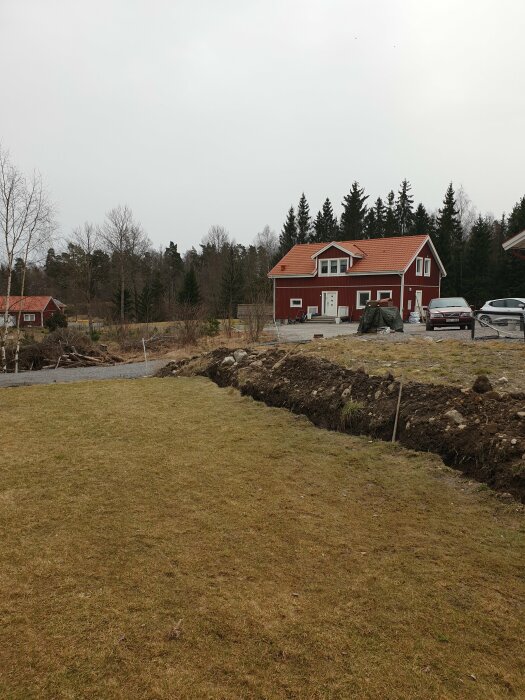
<box><xmin>142</xmin><ymin>338</ymin><xmax>148</xmax><ymax>367</ymax></box>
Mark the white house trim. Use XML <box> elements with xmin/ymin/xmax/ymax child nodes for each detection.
<box><xmin>311</xmin><ymin>242</ymin><xmax>363</xmax><ymax>259</ymax></box>
<box><xmin>405</xmin><ymin>236</ymin><xmax>447</xmax><ymax>276</ymax></box>
<box><xmin>502</xmin><ymin>229</ymin><xmax>525</xmax><ymax>250</ymax></box>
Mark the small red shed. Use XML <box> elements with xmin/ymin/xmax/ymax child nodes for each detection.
<box><xmin>0</xmin><ymin>296</ymin><xmax>66</xmax><ymax>328</ymax></box>
<box><xmin>268</xmin><ymin>235</ymin><xmax>446</xmax><ymax>322</ymax></box>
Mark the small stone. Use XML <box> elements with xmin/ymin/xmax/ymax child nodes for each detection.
<box><xmin>312</xmin><ymin>390</ymin><xmax>318</xmax><ymax>396</ymax></box>
<box><xmin>233</xmin><ymin>349</ymin><xmax>248</xmax><ymax>363</ymax></box>
<box><xmin>250</xmin><ymin>360</ymin><xmax>263</xmax><ymax>368</ymax></box>
<box><xmin>406</xmin><ymin>421</ymin><xmax>411</xmax><ymax>430</ymax></box>
<box><xmin>374</xmin><ymin>390</ymin><xmax>381</xmax><ymax>400</ymax></box>
<box><xmin>222</xmin><ymin>356</ymin><xmax>235</xmax><ymax>366</ymax></box>
<box><xmin>511</xmin><ymin>438</ymin><xmax>517</xmax><ymax>445</ymax></box>
<box><xmin>445</xmin><ymin>409</ymin><xmax>465</xmax><ymax>425</ymax></box>
<box><xmin>387</xmin><ymin>382</ymin><xmax>396</xmax><ymax>393</ymax></box>
<box><xmin>496</xmin><ymin>376</ymin><xmax>509</xmax><ymax>384</ymax></box>
<box><xmin>517</xmin><ymin>412</ymin><xmax>525</xmax><ymax>419</ymax></box>
<box><xmin>458</xmin><ymin>424</ymin><xmax>467</xmax><ymax>430</ymax></box>
<box><xmin>341</xmin><ymin>388</ymin><xmax>351</xmax><ymax>399</ymax></box>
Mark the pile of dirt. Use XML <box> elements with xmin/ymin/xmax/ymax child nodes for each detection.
<box><xmin>158</xmin><ymin>347</ymin><xmax>525</xmax><ymax>501</ymax></box>
<box><xmin>6</xmin><ymin>329</ymin><xmax>123</xmax><ymax>371</ymax></box>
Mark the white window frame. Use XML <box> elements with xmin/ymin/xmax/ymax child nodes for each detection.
<box><xmin>290</xmin><ymin>298</ymin><xmax>302</xmax><ymax>308</ymax></box>
<box><xmin>377</xmin><ymin>290</ymin><xmax>392</xmax><ymax>301</ymax></box>
<box><xmin>415</xmin><ymin>257</ymin><xmax>423</xmax><ymax>276</ymax></box>
<box><xmin>307</xmin><ymin>305</ymin><xmax>318</xmax><ymax>315</ymax></box>
<box><xmin>356</xmin><ymin>290</ymin><xmax>371</xmax><ymax>309</ymax></box>
<box><xmin>23</xmin><ymin>313</ymin><xmax>36</xmax><ymax>322</ymax></box>
<box><xmin>423</xmin><ymin>258</ymin><xmax>431</xmax><ymax>276</ymax></box>
<box><xmin>318</xmin><ymin>258</ymin><xmax>350</xmax><ymax>276</ymax></box>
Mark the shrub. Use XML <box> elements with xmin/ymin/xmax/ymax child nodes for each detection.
<box><xmin>44</xmin><ymin>312</ymin><xmax>68</xmax><ymax>331</ymax></box>
<box><xmin>203</xmin><ymin>318</ymin><xmax>220</xmax><ymax>336</ymax></box>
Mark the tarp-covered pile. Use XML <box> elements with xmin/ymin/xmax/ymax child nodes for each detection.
<box><xmin>357</xmin><ymin>305</ymin><xmax>404</xmax><ymax>333</ymax></box>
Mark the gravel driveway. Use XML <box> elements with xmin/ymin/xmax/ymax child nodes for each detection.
<box><xmin>0</xmin><ymin>360</ymin><xmax>167</xmax><ymax>388</ymax></box>
<box><xmin>271</xmin><ymin>321</ymin><xmax>523</xmax><ymax>343</ymax></box>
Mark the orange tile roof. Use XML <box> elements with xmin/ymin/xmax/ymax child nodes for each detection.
<box><xmin>269</xmin><ymin>235</ymin><xmax>430</xmax><ymax>276</ymax></box>
<box><xmin>0</xmin><ymin>296</ymin><xmax>63</xmax><ymax>313</ymax></box>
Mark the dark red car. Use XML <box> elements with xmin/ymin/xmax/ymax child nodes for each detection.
<box><xmin>426</xmin><ymin>297</ymin><xmax>474</xmax><ymax>331</ymax></box>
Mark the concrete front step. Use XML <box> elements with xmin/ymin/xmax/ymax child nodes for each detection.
<box><xmin>306</xmin><ymin>316</ymin><xmax>338</xmax><ymax>324</ymax></box>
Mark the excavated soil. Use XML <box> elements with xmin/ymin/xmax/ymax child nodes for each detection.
<box><xmin>158</xmin><ymin>347</ymin><xmax>525</xmax><ymax>501</ymax></box>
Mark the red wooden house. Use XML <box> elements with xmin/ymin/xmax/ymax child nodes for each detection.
<box><xmin>268</xmin><ymin>234</ymin><xmax>446</xmax><ymax>322</ymax></box>
<box><xmin>0</xmin><ymin>296</ymin><xmax>65</xmax><ymax>328</ymax></box>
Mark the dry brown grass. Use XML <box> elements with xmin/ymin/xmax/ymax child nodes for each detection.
<box><xmin>1</xmin><ymin>378</ymin><xmax>524</xmax><ymax>699</ymax></box>
<box><xmin>296</xmin><ymin>336</ymin><xmax>525</xmax><ymax>393</ymax></box>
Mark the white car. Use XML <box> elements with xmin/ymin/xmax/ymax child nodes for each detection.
<box><xmin>478</xmin><ymin>298</ymin><xmax>525</xmax><ymax>325</ymax></box>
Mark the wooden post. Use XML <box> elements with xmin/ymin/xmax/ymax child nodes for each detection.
<box><xmin>392</xmin><ymin>378</ymin><xmax>403</xmax><ymax>442</ymax></box>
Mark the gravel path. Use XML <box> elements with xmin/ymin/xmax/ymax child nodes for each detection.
<box><xmin>0</xmin><ymin>360</ymin><xmax>167</xmax><ymax>388</ymax></box>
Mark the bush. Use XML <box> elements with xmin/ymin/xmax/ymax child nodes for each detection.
<box><xmin>90</xmin><ymin>330</ymin><xmax>101</xmax><ymax>342</ymax></box>
<box><xmin>44</xmin><ymin>312</ymin><xmax>68</xmax><ymax>331</ymax></box>
<box><xmin>203</xmin><ymin>318</ymin><xmax>220</xmax><ymax>336</ymax></box>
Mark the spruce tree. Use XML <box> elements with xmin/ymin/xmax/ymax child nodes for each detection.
<box><xmin>220</xmin><ymin>244</ymin><xmax>244</xmax><ymax>318</ymax></box>
<box><xmin>340</xmin><ymin>181</ymin><xmax>368</xmax><ymax>239</ymax></box>
<box><xmin>384</xmin><ymin>190</ymin><xmax>397</xmax><ymax>237</ymax></box>
<box><xmin>436</xmin><ymin>183</ymin><xmax>463</xmax><ymax>295</ymax></box>
<box><xmin>296</xmin><ymin>193</ymin><xmax>311</xmax><ymax>244</ymax></box>
<box><xmin>412</xmin><ymin>203</ymin><xmax>431</xmax><ymax>235</ymax></box>
<box><xmin>178</xmin><ymin>266</ymin><xmax>201</xmax><ymax>305</ymax></box>
<box><xmin>279</xmin><ymin>206</ymin><xmax>298</xmax><ymax>255</ymax></box>
<box><xmin>395</xmin><ymin>179</ymin><xmax>414</xmax><ymax>235</ymax></box>
<box><xmin>370</xmin><ymin>197</ymin><xmax>385</xmax><ymax>238</ymax></box>
<box><xmin>504</xmin><ymin>195</ymin><xmax>525</xmax><ymax>296</ymax></box>
<box><xmin>312</xmin><ymin>198</ymin><xmax>338</xmax><ymax>242</ymax></box>
<box><xmin>363</xmin><ymin>209</ymin><xmax>376</xmax><ymax>239</ymax></box>
<box><xmin>463</xmin><ymin>215</ymin><xmax>492</xmax><ymax>305</ymax></box>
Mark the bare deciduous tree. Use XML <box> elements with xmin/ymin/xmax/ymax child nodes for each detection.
<box><xmin>70</xmin><ymin>222</ymin><xmax>99</xmax><ymax>333</ymax></box>
<box><xmin>1</xmin><ymin>146</ymin><xmax>54</xmax><ymax>372</ymax></box>
<box><xmin>99</xmin><ymin>205</ymin><xmax>150</xmax><ymax>323</ymax></box>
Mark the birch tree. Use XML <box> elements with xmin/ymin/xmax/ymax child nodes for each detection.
<box><xmin>1</xmin><ymin>147</ymin><xmax>54</xmax><ymax>372</ymax></box>
<box><xmin>100</xmin><ymin>205</ymin><xmax>149</xmax><ymax>323</ymax></box>
<box><xmin>70</xmin><ymin>222</ymin><xmax>99</xmax><ymax>333</ymax></box>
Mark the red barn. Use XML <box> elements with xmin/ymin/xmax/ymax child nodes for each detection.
<box><xmin>0</xmin><ymin>296</ymin><xmax>65</xmax><ymax>328</ymax></box>
<box><xmin>268</xmin><ymin>235</ymin><xmax>446</xmax><ymax>322</ymax></box>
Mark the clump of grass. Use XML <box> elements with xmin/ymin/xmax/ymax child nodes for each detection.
<box><xmin>340</xmin><ymin>398</ymin><xmax>364</xmax><ymax>427</ymax></box>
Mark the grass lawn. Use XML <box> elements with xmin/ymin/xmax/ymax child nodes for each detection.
<box><xmin>296</xmin><ymin>336</ymin><xmax>525</xmax><ymax>392</ymax></box>
<box><xmin>1</xmin><ymin>377</ymin><xmax>524</xmax><ymax>699</ymax></box>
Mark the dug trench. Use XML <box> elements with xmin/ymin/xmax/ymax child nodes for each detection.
<box><xmin>157</xmin><ymin>347</ymin><xmax>525</xmax><ymax>502</ymax></box>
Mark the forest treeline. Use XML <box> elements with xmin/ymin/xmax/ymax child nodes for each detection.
<box><xmin>279</xmin><ymin>181</ymin><xmax>524</xmax><ymax>302</ymax></box>
<box><xmin>1</xmin><ymin>145</ymin><xmax>524</xmax><ymax>325</ymax></box>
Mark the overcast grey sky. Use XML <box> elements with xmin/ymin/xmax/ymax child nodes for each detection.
<box><xmin>1</xmin><ymin>0</ymin><xmax>524</xmax><ymax>250</ymax></box>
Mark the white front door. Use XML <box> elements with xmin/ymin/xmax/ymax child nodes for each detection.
<box><xmin>323</xmin><ymin>291</ymin><xmax>338</xmax><ymax>316</ymax></box>
<box><xmin>415</xmin><ymin>290</ymin><xmax>423</xmax><ymax>314</ymax></box>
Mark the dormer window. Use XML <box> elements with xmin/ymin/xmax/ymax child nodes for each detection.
<box><xmin>318</xmin><ymin>258</ymin><xmax>350</xmax><ymax>276</ymax></box>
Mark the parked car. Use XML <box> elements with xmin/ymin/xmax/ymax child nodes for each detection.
<box><xmin>478</xmin><ymin>298</ymin><xmax>525</xmax><ymax>326</ymax></box>
<box><xmin>426</xmin><ymin>297</ymin><xmax>474</xmax><ymax>331</ymax></box>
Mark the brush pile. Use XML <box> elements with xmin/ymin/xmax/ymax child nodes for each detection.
<box><xmin>6</xmin><ymin>329</ymin><xmax>123</xmax><ymax>371</ymax></box>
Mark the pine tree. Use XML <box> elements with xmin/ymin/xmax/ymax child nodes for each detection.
<box><xmin>395</xmin><ymin>179</ymin><xmax>414</xmax><ymax>235</ymax></box>
<box><xmin>463</xmin><ymin>215</ymin><xmax>492</xmax><ymax>305</ymax></box>
<box><xmin>412</xmin><ymin>203</ymin><xmax>431</xmax><ymax>235</ymax></box>
<box><xmin>340</xmin><ymin>182</ymin><xmax>368</xmax><ymax>239</ymax></box>
<box><xmin>279</xmin><ymin>206</ymin><xmax>298</xmax><ymax>255</ymax></box>
<box><xmin>311</xmin><ymin>198</ymin><xmax>338</xmax><ymax>243</ymax></box>
<box><xmin>296</xmin><ymin>193</ymin><xmax>311</xmax><ymax>244</ymax></box>
<box><xmin>384</xmin><ymin>190</ymin><xmax>397</xmax><ymax>237</ymax></box>
<box><xmin>436</xmin><ymin>183</ymin><xmax>463</xmax><ymax>295</ymax></box>
<box><xmin>178</xmin><ymin>266</ymin><xmax>201</xmax><ymax>305</ymax></box>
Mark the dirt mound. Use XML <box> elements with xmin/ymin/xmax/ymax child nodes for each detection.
<box><xmin>158</xmin><ymin>347</ymin><xmax>525</xmax><ymax>501</ymax></box>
